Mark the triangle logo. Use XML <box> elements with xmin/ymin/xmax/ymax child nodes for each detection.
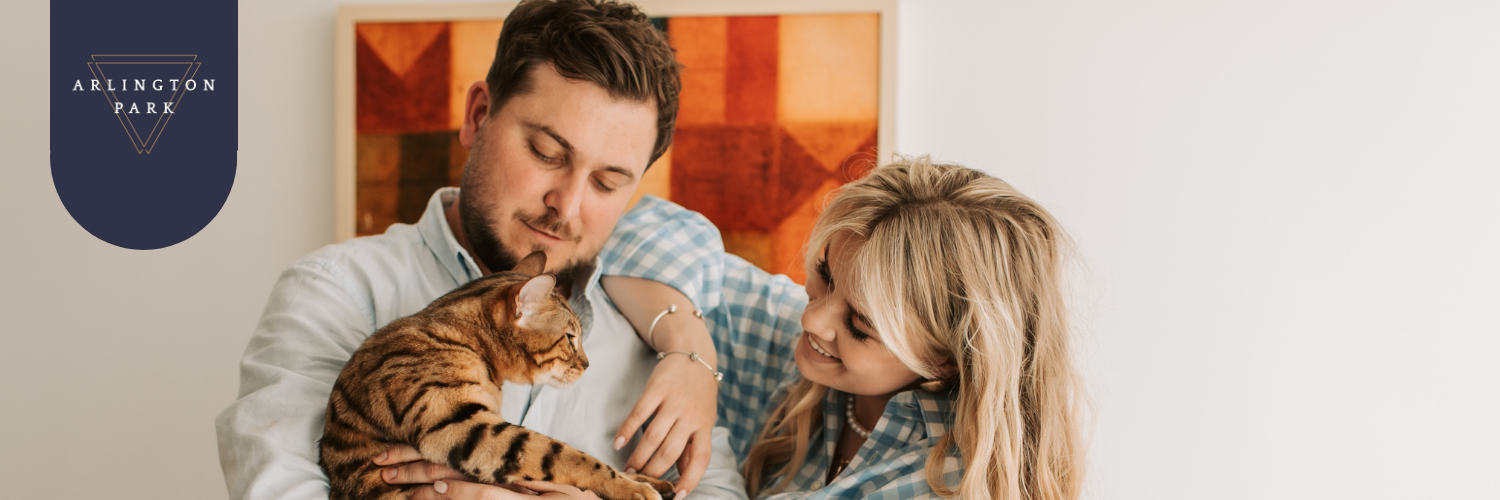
<box><xmin>85</xmin><ymin>54</ymin><xmax>203</xmax><ymax>154</ymax></box>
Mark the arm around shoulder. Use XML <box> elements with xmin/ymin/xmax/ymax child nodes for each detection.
<box><xmin>600</xmin><ymin>195</ymin><xmax>725</xmax><ymax>312</ymax></box>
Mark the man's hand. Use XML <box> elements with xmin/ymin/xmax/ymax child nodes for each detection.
<box><xmin>612</xmin><ymin>352</ymin><xmax>718</xmax><ymax>497</ymax></box>
<box><xmin>409</xmin><ymin>480</ymin><xmax>599</xmax><ymax>500</ymax></box>
<box><xmin>374</xmin><ymin>445</ymin><xmax>600</xmax><ymax>500</ymax></box>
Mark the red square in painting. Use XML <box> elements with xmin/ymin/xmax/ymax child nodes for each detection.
<box><xmin>356</xmin><ymin>23</ymin><xmax>452</xmax><ymax>135</ymax></box>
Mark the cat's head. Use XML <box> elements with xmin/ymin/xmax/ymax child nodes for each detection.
<box><xmin>493</xmin><ymin>252</ymin><xmax>589</xmax><ymax>388</ymax></box>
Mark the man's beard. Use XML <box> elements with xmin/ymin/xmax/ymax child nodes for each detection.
<box><xmin>458</xmin><ymin>132</ymin><xmax>597</xmax><ymax>285</ymax></box>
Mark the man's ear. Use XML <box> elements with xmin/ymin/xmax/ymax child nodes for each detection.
<box><xmin>459</xmin><ymin>81</ymin><xmax>491</xmax><ymax>149</ymax></box>
<box><xmin>513</xmin><ymin>274</ymin><xmax>557</xmax><ymax>320</ymax></box>
<box><xmin>513</xmin><ymin>251</ymin><xmax>547</xmax><ymax>276</ymax></box>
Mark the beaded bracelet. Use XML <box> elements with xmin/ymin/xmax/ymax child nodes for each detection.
<box><xmin>656</xmin><ymin>351</ymin><xmax>724</xmax><ymax>383</ymax></box>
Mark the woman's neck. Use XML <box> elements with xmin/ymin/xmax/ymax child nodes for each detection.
<box><xmin>851</xmin><ymin>392</ymin><xmax>892</xmax><ymax>432</ymax></box>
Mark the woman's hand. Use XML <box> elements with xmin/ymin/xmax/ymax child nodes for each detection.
<box><xmin>613</xmin><ymin>350</ymin><xmax>718</xmax><ymax>497</ymax></box>
<box><xmin>374</xmin><ymin>445</ymin><xmax>600</xmax><ymax>500</ymax></box>
<box><xmin>600</xmin><ymin>276</ymin><xmax>722</xmax><ymax>498</ymax></box>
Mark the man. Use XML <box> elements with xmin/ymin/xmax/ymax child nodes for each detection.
<box><xmin>215</xmin><ymin>1</ymin><xmax>738</xmax><ymax>499</ymax></box>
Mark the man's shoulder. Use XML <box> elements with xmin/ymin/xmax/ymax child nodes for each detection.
<box><xmin>290</xmin><ymin>223</ymin><xmax>428</xmax><ymax>277</ymax></box>
<box><xmin>280</xmin><ymin>222</ymin><xmax>451</xmax><ymax>305</ymax></box>
<box><xmin>610</xmin><ymin>195</ymin><xmax>721</xmax><ymax>246</ymax></box>
<box><xmin>272</xmin><ymin>222</ymin><xmax>456</xmax><ymax>327</ymax></box>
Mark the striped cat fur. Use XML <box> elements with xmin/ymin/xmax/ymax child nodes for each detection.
<box><xmin>318</xmin><ymin>251</ymin><xmax>675</xmax><ymax>500</ymax></box>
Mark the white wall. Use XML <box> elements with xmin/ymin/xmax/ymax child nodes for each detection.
<box><xmin>2</xmin><ymin>1</ymin><xmax>1496</xmax><ymax>499</ymax></box>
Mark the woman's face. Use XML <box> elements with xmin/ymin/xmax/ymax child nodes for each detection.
<box><xmin>794</xmin><ymin>232</ymin><xmax>923</xmax><ymax>396</ymax></box>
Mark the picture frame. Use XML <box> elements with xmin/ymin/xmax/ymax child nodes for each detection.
<box><xmin>334</xmin><ymin>0</ymin><xmax>898</xmax><ymax>281</ymax></box>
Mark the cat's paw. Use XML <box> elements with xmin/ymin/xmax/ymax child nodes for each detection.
<box><xmin>595</xmin><ymin>475</ymin><xmax>675</xmax><ymax>500</ymax></box>
<box><xmin>625</xmin><ymin>473</ymin><xmax>675</xmax><ymax>500</ymax></box>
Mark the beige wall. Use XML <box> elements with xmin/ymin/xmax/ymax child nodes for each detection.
<box><xmin>1</xmin><ymin>1</ymin><xmax>1497</xmax><ymax>499</ymax></box>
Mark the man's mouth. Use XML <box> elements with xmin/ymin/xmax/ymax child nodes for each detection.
<box><xmin>516</xmin><ymin>213</ymin><xmax>575</xmax><ymax>243</ymax></box>
<box><xmin>525</xmin><ymin>222</ymin><xmax>564</xmax><ymax>242</ymax></box>
<box><xmin>807</xmin><ymin>335</ymin><xmax>840</xmax><ymax>360</ymax></box>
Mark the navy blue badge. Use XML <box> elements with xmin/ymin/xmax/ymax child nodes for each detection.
<box><xmin>51</xmin><ymin>0</ymin><xmax>238</xmax><ymax>250</ymax></box>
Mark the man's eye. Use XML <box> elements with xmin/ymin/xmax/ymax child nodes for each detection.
<box><xmin>530</xmin><ymin>144</ymin><xmax>561</xmax><ymax>164</ymax></box>
<box><xmin>593</xmin><ymin>177</ymin><xmax>618</xmax><ymax>194</ymax></box>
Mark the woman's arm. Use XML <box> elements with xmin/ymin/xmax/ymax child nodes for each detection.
<box><xmin>598</xmin><ymin>196</ymin><xmax>728</xmax><ymax>496</ymax></box>
<box><xmin>603</xmin><ymin>275</ymin><xmax>718</xmax><ymax>366</ymax></box>
<box><xmin>602</xmin><ymin>275</ymin><xmax>723</xmax><ymax>492</ymax></box>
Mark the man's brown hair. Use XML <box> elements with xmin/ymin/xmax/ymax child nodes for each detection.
<box><xmin>485</xmin><ymin>0</ymin><xmax>681</xmax><ymax>164</ymax></box>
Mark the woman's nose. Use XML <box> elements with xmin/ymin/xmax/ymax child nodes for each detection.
<box><xmin>800</xmin><ymin>302</ymin><xmax>838</xmax><ymax>342</ymax></box>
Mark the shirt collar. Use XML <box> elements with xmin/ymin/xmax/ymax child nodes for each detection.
<box><xmin>908</xmin><ymin>389</ymin><xmax>957</xmax><ymax>443</ymax></box>
<box><xmin>830</xmin><ymin>387</ymin><xmax>958</xmax><ymax>445</ymax></box>
<box><xmin>417</xmin><ymin>188</ymin><xmax>482</xmax><ymax>286</ymax></box>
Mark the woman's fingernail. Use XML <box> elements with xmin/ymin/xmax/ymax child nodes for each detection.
<box><xmin>382</xmin><ymin>467</ymin><xmax>396</xmax><ymax>481</ymax></box>
<box><xmin>435</xmin><ymin>481</ymin><xmax>448</xmax><ymax>494</ymax></box>
<box><xmin>676</xmin><ymin>489</ymin><xmax>687</xmax><ymax>498</ymax></box>
<box><xmin>375</xmin><ymin>451</ymin><xmax>387</xmax><ymax>462</ymax></box>
<box><xmin>625</xmin><ymin>467</ymin><xmax>637</xmax><ymax>475</ymax></box>
<box><xmin>613</xmin><ymin>436</ymin><xmax>626</xmax><ymax>450</ymax></box>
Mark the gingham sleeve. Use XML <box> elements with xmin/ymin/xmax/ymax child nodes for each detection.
<box><xmin>712</xmin><ymin>254</ymin><xmax>809</xmax><ymax>458</ymax></box>
<box><xmin>599</xmin><ymin>195</ymin><xmax>726</xmax><ymax>312</ymax></box>
<box><xmin>598</xmin><ymin>196</ymin><xmax>810</xmax><ymax>459</ymax></box>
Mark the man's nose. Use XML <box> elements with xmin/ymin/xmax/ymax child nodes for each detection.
<box><xmin>544</xmin><ymin>172</ymin><xmax>589</xmax><ymax>223</ymax></box>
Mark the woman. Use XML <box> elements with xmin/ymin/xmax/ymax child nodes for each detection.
<box><xmin>612</xmin><ymin>156</ymin><xmax>1087</xmax><ymax>499</ymax></box>
<box><xmin>375</xmin><ymin>157</ymin><xmax>1086</xmax><ymax>499</ymax></box>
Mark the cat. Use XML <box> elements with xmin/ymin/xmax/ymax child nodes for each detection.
<box><xmin>318</xmin><ymin>251</ymin><xmax>675</xmax><ymax>500</ymax></box>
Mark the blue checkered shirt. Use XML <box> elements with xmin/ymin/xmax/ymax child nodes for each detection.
<box><xmin>605</xmin><ymin>196</ymin><xmax>963</xmax><ymax>499</ymax></box>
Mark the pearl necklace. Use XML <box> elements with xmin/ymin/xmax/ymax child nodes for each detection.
<box><xmin>844</xmin><ymin>397</ymin><xmax>872</xmax><ymax>439</ymax></box>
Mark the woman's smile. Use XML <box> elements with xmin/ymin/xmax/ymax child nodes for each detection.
<box><xmin>800</xmin><ymin>333</ymin><xmax>842</xmax><ymax>363</ymax></box>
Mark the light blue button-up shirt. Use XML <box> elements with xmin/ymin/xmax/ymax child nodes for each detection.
<box><xmin>215</xmin><ymin>188</ymin><xmax>745</xmax><ymax>500</ymax></box>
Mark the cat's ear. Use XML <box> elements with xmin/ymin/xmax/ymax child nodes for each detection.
<box><xmin>513</xmin><ymin>274</ymin><xmax>557</xmax><ymax>320</ymax></box>
<box><xmin>513</xmin><ymin>251</ymin><xmax>548</xmax><ymax>277</ymax></box>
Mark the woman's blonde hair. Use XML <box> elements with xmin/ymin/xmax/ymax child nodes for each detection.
<box><xmin>743</xmin><ymin>156</ymin><xmax>1085</xmax><ymax>500</ymax></box>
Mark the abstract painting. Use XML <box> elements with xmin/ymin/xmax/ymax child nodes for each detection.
<box><xmin>336</xmin><ymin>1</ymin><xmax>896</xmax><ymax>284</ymax></box>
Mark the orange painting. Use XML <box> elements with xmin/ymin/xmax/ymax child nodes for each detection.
<box><xmin>354</xmin><ymin>13</ymin><xmax>881</xmax><ymax>284</ymax></box>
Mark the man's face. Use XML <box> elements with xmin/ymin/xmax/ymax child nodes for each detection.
<box><xmin>458</xmin><ymin>63</ymin><xmax>658</xmax><ymax>281</ymax></box>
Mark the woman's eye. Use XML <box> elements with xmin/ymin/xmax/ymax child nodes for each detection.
<box><xmin>815</xmin><ymin>258</ymin><xmax>833</xmax><ymax>289</ymax></box>
<box><xmin>845</xmin><ymin>315</ymin><xmax>872</xmax><ymax>342</ymax></box>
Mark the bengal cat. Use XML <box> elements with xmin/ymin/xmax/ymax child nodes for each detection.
<box><xmin>318</xmin><ymin>251</ymin><xmax>675</xmax><ymax>500</ymax></box>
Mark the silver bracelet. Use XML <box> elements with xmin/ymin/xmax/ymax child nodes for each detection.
<box><xmin>645</xmin><ymin>304</ymin><xmax>703</xmax><ymax>350</ymax></box>
<box><xmin>656</xmin><ymin>351</ymin><xmax>723</xmax><ymax>383</ymax></box>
